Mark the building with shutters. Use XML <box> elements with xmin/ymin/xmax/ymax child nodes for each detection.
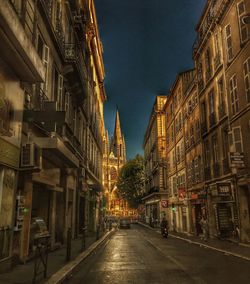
<box><xmin>143</xmin><ymin>96</ymin><xmax>167</xmax><ymax>227</ymax></box>
<box><xmin>219</xmin><ymin>0</ymin><xmax>250</xmax><ymax>242</ymax></box>
<box><xmin>0</xmin><ymin>0</ymin><xmax>106</xmax><ymax>269</ymax></box>
<box><xmin>193</xmin><ymin>0</ymin><xmax>250</xmax><ymax>242</ymax></box>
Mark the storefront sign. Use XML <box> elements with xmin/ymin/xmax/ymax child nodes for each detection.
<box><xmin>230</xmin><ymin>152</ymin><xmax>245</xmax><ymax>168</ymax></box>
<box><xmin>161</xmin><ymin>200</ymin><xmax>168</xmax><ymax>208</ymax></box>
<box><xmin>178</xmin><ymin>188</ymin><xmax>186</xmax><ymax>199</ymax></box>
<box><xmin>217</xmin><ymin>183</ymin><xmax>231</xmax><ymax>196</ymax></box>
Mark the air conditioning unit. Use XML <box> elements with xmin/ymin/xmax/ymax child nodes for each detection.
<box><xmin>20</xmin><ymin>143</ymin><xmax>41</xmax><ymax>168</ymax></box>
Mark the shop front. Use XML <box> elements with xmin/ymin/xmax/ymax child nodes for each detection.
<box><xmin>208</xmin><ymin>182</ymin><xmax>237</xmax><ymax>239</ymax></box>
<box><xmin>189</xmin><ymin>189</ymin><xmax>207</xmax><ymax>236</ymax></box>
<box><xmin>142</xmin><ymin>192</ymin><xmax>168</xmax><ymax>227</ymax></box>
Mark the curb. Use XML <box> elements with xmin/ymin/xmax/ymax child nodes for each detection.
<box><xmin>45</xmin><ymin>229</ymin><xmax>115</xmax><ymax>284</ymax></box>
<box><xmin>138</xmin><ymin>222</ymin><xmax>250</xmax><ymax>261</ymax></box>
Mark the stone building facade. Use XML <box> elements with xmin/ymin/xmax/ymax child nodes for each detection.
<box><xmin>0</xmin><ymin>0</ymin><xmax>106</xmax><ymax>270</ymax></box>
<box><xmin>103</xmin><ymin>110</ymin><xmax>127</xmax><ymax>216</ymax></box>
<box><xmin>143</xmin><ymin>96</ymin><xmax>167</xmax><ymax>227</ymax></box>
<box><xmin>144</xmin><ymin>0</ymin><xmax>250</xmax><ymax>244</ymax></box>
<box><xmin>193</xmin><ymin>0</ymin><xmax>250</xmax><ymax>242</ymax></box>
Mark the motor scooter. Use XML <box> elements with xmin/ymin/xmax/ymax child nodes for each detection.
<box><xmin>161</xmin><ymin>227</ymin><xmax>168</xmax><ymax>238</ymax></box>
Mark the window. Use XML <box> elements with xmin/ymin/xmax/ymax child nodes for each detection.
<box><xmin>218</xmin><ymin>78</ymin><xmax>225</xmax><ymax>108</ymax></box>
<box><xmin>180</xmin><ymin>140</ymin><xmax>185</xmax><ymax>161</ymax></box>
<box><xmin>42</xmin><ymin>45</ymin><xmax>50</xmax><ymax>94</ymax></box>
<box><xmin>209</xmin><ymin>90</ymin><xmax>215</xmax><ymax>114</ymax></box>
<box><xmin>205</xmin><ymin>48</ymin><xmax>212</xmax><ymax>80</ymax></box>
<box><xmin>212</xmin><ymin>135</ymin><xmax>219</xmax><ymax>163</ymax></box>
<box><xmin>233</xmin><ymin>127</ymin><xmax>243</xmax><ymax>153</ymax></box>
<box><xmin>237</xmin><ymin>1</ymin><xmax>249</xmax><ymax>43</ymax></box>
<box><xmin>225</xmin><ymin>25</ymin><xmax>233</xmax><ymax>61</ymax></box>
<box><xmin>214</xmin><ymin>32</ymin><xmax>220</xmax><ymax>56</ymax></box>
<box><xmin>190</xmin><ymin>125</ymin><xmax>194</xmax><ymax>145</ymax></box>
<box><xmin>204</xmin><ymin>140</ymin><xmax>210</xmax><ymax>167</ymax></box>
<box><xmin>243</xmin><ymin>57</ymin><xmax>250</xmax><ymax>103</ymax></box>
<box><xmin>195</xmin><ymin>120</ymin><xmax>200</xmax><ymax>141</ymax></box>
<box><xmin>229</xmin><ymin>75</ymin><xmax>239</xmax><ymax>115</ymax></box>
<box><xmin>201</xmin><ymin>101</ymin><xmax>207</xmax><ymax>124</ymax></box>
<box><xmin>185</xmin><ymin>131</ymin><xmax>189</xmax><ymax>150</ymax></box>
<box><xmin>173</xmin><ymin>176</ymin><xmax>177</xmax><ymax>195</ymax></box>
<box><xmin>222</xmin><ymin>128</ymin><xmax>229</xmax><ymax>159</ymax></box>
<box><xmin>171</xmin><ymin>124</ymin><xmax>174</xmax><ymax>142</ymax></box>
<box><xmin>197</xmin><ymin>62</ymin><xmax>204</xmax><ymax>90</ymax></box>
<box><xmin>176</xmin><ymin>146</ymin><xmax>180</xmax><ymax>164</ymax></box>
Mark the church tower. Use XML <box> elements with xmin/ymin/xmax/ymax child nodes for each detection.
<box><xmin>111</xmin><ymin>110</ymin><xmax>126</xmax><ymax>166</ymax></box>
<box><xmin>103</xmin><ymin>109</ymin><xmax>127</xmax><ymax>216</ymax></box>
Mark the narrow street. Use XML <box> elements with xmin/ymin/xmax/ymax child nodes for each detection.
<box><xmin>67</xmin><ymin>225</ymin><xmax>250</xmax><ymax>284</ymax></box>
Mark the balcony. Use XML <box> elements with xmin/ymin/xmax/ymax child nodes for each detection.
<box><xmin>64</xmin><ymin>42</ymin><xmax>88</xmax><ymax>101</ymax></box>
<box><xmin>33</xmin><ymin>135</ymin><xmax>79</xmax><ymax>168</ymax></box>
<box><xmin>0</xmin><ymin>1</ymin><xmax>45</xmax><ymax>82</ymax></box>
<box><xmin>204</xmin><ymin>166</ymin><xmax>211</xmax><ymax>181</ymax></box>
<box><xmin>209</xmin><ymin>112</ymin><xmax>216</xmax><ymax>128</ymax></box>
<box><xmin>213</xmin><ymin>162</ymin><xmax>220</xmax><ymax>178</ymax></box>
<box><xmin>42</xmin><ymin>0</ymin><xmax>53</xmax><ymax>17</ymax></box>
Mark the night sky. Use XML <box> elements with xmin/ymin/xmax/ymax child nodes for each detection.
<box><xmin>95</xmin><ymin>0</ymin><xmax>206</xmax><ymax>160</ymax></box>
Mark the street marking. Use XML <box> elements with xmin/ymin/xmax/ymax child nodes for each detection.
<box><xmin>141</xmin><ymin>234</ymin><xmax>206</xmax><ymax>284</ymax></box>
<box><xmin>138</xmin><ymin>222</ymin><xmax>250</xmax><ymax>262</ymax></box>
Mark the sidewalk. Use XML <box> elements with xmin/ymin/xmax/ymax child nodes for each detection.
<box><xmin>0</xmin><ymin>230</ymin><xmax>109</xmax><ymax>284</ymax></box>
<box><xmin>138</xmin><ymin>222</ymin><xmax>250</xmax><ymax>261</ymax></box>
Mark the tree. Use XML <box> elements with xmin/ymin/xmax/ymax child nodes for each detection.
<box><xmin>117</xmin><ymin>154</ymin><xmax>145</xmax><ymax>208</ymax></box>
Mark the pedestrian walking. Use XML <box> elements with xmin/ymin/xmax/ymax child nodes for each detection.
<box><xmin>200</xmin><ymin>215</ymin><xmax>208</xmax><ymax>241</ymax></box>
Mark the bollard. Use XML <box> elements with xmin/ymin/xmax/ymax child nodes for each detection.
<box><xmin>81</xmin><ymin>227</ymin><xmax>87</xmax><ymax>252</ymax></box>
<box><xmin>66</xmin><ymin>227</ymin><xmax>72</xmax><ymax>262</ymax></box>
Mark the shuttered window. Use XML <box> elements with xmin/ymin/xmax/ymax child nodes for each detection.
<box><xmin>229</xmin><ymin>75</ymin><xmax>239</xmax><ymax>115</ymax></box>
<box><xmin>237</xmin><ymin>1</ymin><xmax>249</xmax><ymax>43</ymax></box>
<box><xmin>243</xmin><ymin>57</ymin><xmax>250</xmax><ymax>103</ymax></box>
<box><xmin>225</xmin><ymin>25</ymin><xmax>233</xmax><ymax>62</ymax></box>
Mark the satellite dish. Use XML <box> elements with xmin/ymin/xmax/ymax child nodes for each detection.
<box><xmin>242</xmin><ymin>14</ymin><xmax>250</xmax><ymax>24</ymax></box>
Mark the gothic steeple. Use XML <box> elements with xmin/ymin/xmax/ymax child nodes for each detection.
<box><xmin>111</xmin><ymin>109</ymin><xmax>126</xmax><ymax>163</ymax></box>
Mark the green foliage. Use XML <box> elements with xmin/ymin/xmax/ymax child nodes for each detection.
<box><xmin>117</xmin><ymin>154</ymin><xmax>145</xmax><ymax>208</ymax></box>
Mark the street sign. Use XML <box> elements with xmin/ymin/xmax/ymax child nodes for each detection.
<box><xmin>230</xmin><ymin>152</ymin><xmax>245</xmax><ymax>168</ymax></box>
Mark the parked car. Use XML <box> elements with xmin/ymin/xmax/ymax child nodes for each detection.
<box><xmin>119</xmin><ymin>217</ymin><xmax>131</xmax><ymax>229</ymax></box>
<box><xmin>131</xmin><ymin>216</ymin><xmax>139</xmax><ymax>224</ymax></box>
